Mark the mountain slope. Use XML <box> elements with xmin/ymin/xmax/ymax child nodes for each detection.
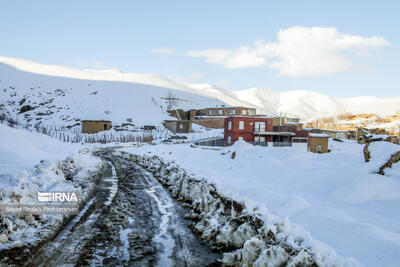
<box><xmin>0</xmin><ymin>58</ymin><xmax>224</xmax><ymax>126</ymax></box>
<box><xmin>0</xmin><ymin>56</ymin><xmax>399</xmax><ymax>126</ymax></box>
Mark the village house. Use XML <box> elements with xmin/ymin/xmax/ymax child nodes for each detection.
<box><xmin>224</xmin><ymin>116</ymin><xmax>329</xmax><ymax>153</ymax></box>
<box><xmin>81</xmin><ymin>120</ymin><xmax>112</xmax><ymax>134</ymax></box>
<box><xmin>163</xmin><ymin>120</ymin><xmax>192</xmax><ymax>133</ymax></box>
<box><xmin>224</xmin><ymin>116</ymin><xmax>309</xmax><ymax>149</ymax></box>
<box><xmin>224</xmin><ymin>116</ymin><xmax>273</xmax><ymax>145</ymax></box>
<box><xmin>271</xmin><ymin>116</ymin><xmax>303</xmax><ymax>131</ymax></box>
<box><xmin>324</xmin><ymin>130</ymin><xmax>351</xmax><ymax>140</ymax></box>
<box><xmin>189</xmin><ymin>106</ymin><xmax>257</xmax><ymax>118</ymax></box>
<box><xmin>308</xmin><ymin>133</ymin><xmax>330</xmax><ymax>153</ymax></box>
<box><xmin>167</xmin><ymin>106</ymin><xmax>257</xmax><ymax>129</ymax></box>
<box><xmin>189</xmin><ymin>106</ymin><xmax>257</xmax><ymax>129</ymax></box>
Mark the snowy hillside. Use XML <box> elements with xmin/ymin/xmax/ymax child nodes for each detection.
<box><xmin>0</xmin><ymin>57</ymin><xmax>224</xmax><ymax>127</ymax></box>
<box><xmin>0</xmin><ymin>56</ymin><xmax>399</xmax><ymax>126</ymax></box>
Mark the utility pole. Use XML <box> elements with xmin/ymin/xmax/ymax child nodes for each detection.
<box><xmin>161</xmin><ymin>90</ymin><xmax>180</xmax><ymax>110</ymax></box>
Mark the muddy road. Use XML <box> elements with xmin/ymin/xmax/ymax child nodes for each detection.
<box><xmin>3</xmin><ymin>149</ymin><xmax>220</xmax><ymax>266</ymax></box>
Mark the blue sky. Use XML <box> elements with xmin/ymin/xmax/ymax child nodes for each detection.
<box><xmin>1</xmin><ymin>0</ymin><xmax>398</xmax><ymax>97</ymax></box>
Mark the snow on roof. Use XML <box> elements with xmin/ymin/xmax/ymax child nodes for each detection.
<box><xmin>309</xmin><ymin>133</ymin><xmax>330</xmax><ymax>138</ymax></box>
<box><xmin>302</xmin><ymin>128</ymin><xmax>320</xmax><ymax>131</ymax></box>
<box><xmin>81</xmin><ymin>120</ymin><xmax>111</xmax><ymax>123</ymax></box>
<box><xmin>193</xmin><ymin>115</ymin><xmax>227</xmax><ymax>118</ymax></box>
<box><xmin>325</xmin><ymin>130</ymin><xmax>349</xmax><ymax>133</ymax></box>
<box><xmin>228</xmin><ymin>115</ymin><xmax>271</xmax><ymax>118</ymax></box>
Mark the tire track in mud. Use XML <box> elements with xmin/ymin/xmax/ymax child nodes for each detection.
<box><xmin>12</xmin><ymin>148</ymin><xmax>220</xmax><ymax>266</ymax></box>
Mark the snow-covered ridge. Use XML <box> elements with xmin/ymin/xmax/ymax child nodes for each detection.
<box><xmin>1</xmin><ymin>56</ymin><xmax>399</xmax><ymax>121</ymax></box>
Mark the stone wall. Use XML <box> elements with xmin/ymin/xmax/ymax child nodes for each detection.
<box><xmin>191</xmin><ymin>118</ymin><xmax>225</xmax><ymax>129</ymax></box>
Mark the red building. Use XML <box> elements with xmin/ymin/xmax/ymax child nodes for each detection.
<box><xmin>224</xmin><ymin>116</ymin><xmax>309</xmax><ymax>146</ymax></box>
<box><xmin>224</xmin><ymin>116</ymin><xmax>273</xmax><ymax>145</ymax></box>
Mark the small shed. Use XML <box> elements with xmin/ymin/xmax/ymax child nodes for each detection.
<box><xmin>81</xmin><ymin>120</ymin><xmax>112</xmax><ymax>134</ymax></box>
<box><xmin>308</xmin><ymin>133</ymin><xmax>329</xmax><ymax>153</ymax></box>
<box><xmin>163</xmin><ymin>120</ymin><xmax>192</xmax><ymax>133</ymax></box>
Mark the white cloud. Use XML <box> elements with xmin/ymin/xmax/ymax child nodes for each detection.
<box><xmin>186</xmin><ymin>48</ymin><xmax>265</xmax><ymax>69</ymax></box>
<box><xmin>152</xmin><ymin>48</ymin><xmax>176</xmax><ymax>54</ymax></box>
<box><xmin>185</xmin><ymin>26</ymin><xmax>389</xmax><ymax>76</ymax></box>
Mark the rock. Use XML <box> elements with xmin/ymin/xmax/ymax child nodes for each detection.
<box><xmin>0</xmin><ymin>233</ymin><xmax>8</xmax><ymax>243</ymax></box>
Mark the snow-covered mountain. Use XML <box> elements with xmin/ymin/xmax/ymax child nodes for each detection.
<box><xmin>0</xmin><ymin>56</ymin><xmax>399</xmax><ymax>126</ymax></box>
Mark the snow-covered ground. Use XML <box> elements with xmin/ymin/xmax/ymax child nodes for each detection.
<box><xmin>0</xmin><ymin>124</ymin><xmax>102</xmax><ymax>249</ymax></box>
<box><xmin>122</xmin><ymin>140</ymin><xmax>400</xmax><ymax>267</ymax></box>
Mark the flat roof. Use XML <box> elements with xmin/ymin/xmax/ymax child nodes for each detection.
<box><xmin>81</xmin><ymin>120</ymin><xmax>111</xmax><ymax>123</ymax></box>
<box><xmin>163</xmin><ymin>120</ymin><xmax>191</xmax><ymax>123</ymax></box>
<box><xmin>227</xmin><ymin>115</ymin><xmax>271</xmax><ymax>118</ymax></box>
<box><xmin>204</xmin><ymin>106</ymin><xmax>256</xmax><ymax>109</ymax></box>
<box><xmin>309</xmin><ymin>133</ymin><xmax>330</xmax><ymax>138</ymax></box>
<box><xmin>190</xmin><ymin>106</ymin><xmax>256</xmax><ymax>110</ymax></box>
<box><xmin>253</xmin><ymin>131</ymin><xmax>295</xmax><ymax>136</ymax></box>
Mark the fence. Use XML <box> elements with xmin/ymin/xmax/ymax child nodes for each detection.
<box><xmin>0</xmin><ymin>113</ymin><xmax>156</xmax><ymax>144</ymax></box>
<box><xmin>250</xmin><ymin>141</ymin><xmax>268</xmax><ymax>146</ymax></box>
<box><xmin>193</xmin><ymin>137</ymin><xmax>226</xmax><ymax>147</ymax></box>
<box><xmin>273</xmin><ymin>142</ymin><xmax>292</xmax><ymax>147</ymax></box>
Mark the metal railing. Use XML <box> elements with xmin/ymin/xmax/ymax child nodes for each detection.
<box><xmin>193</xmin><ymin>137</ymin><xmax>226</xmax><ymax>147</ymax></box>
<box><xmin>273</xmin><ymin>142</ymin><xmax>292</xmax><ymax>147</ymax></box>
<box><xmin>250</xmin><ymin>141</ymin><xmax>268</xmax><ymax>146</ymax></box>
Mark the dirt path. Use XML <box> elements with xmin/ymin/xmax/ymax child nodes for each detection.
<box><xmin>5</xmin><ymin>148</ymin><xmax>220</xmax><ymax>266</ymax></box>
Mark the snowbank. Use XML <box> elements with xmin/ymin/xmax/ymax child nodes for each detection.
<box><xmin>0</xmin><ymin>125</ymin><xmax>103</xmax><ymax>249</ymax></box>
<box><xmin>117</xmin><ymin>151</ymin><xmax>360</xmax><ymax>266</ymax></box>
<box><xmin>122</xmin><ymin>140</ymin><xmax>400</xmax><ymax>266</ymax></box>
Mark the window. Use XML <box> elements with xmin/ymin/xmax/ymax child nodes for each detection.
<box><xmin>239</xmin><ymin>121</ymin><xmax>244</xmax><ymax>130</ymax></box>
<box><xmin>229</xmin><ymin>110</ymin><xmax>235</xmax><ymax>115</ymax></box>
<box><xmin>179</xmin><ymin>124</ymin><xmax>183</xmax><ymax>129</ymax></box>
<box><xmin>209</xmin><ymin>110</ymin><xmax>215</xmax><ymax>115</ymax></box>
<box><xmin>228</xmin><ymin>121</ymin><xmax>232</xmax><ymax>130</ymax></box>
<box><xmin>260</xmin><ymin>136</ymin><xmax>265</xmax><ymax>142</ymax></box>
<box><xmin>254</xmin><ymin>121</ymin><xmax>265</xmax><ymax>132</ymax></box>
<box><xmin>227</xmin><ymin>136</ymin><xmax>232</xmax><ymax>144</ymax></box>
<box><xmin>219</xmin><ymin>110</ymin><xmax>225</xmax><ymax>115</ymax></box>
<box><xmin>238</xmin><ymin>136</ymin><xmax>244</xmax><ymax>141</ymax></box>
<box><xmin>242</xmin><ymin>110</ymin><xmax>247</xmax><ymax>115</ymax></box>
<box><xmin>104</xmin><ymin>124</ymin><xmax>107</xmax><ymax>130</ymax></box>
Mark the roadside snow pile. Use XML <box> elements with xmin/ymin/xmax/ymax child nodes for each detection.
<box><xmin>0</xmin><ymin>124</ymin><xmax>103</xmax><ymax>249</ymax></box>
<box><xmin>117</xmin><ymin>151</ymin><xmax>359</xmax><ymax>266</ymax></box>
<box><xmin>123</xmin><ymin>140</ymin><xmax>400</xmax><ymax>267</ymax></box>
